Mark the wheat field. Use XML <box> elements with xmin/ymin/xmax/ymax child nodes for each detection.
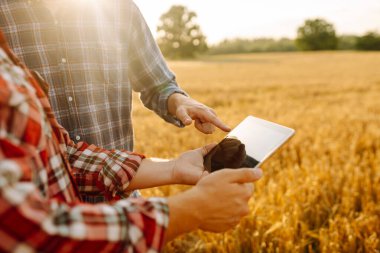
<box><xmin>132</xmin><ymin>52</ymin><xmax>380</xmax><ymax>253</ymax></box>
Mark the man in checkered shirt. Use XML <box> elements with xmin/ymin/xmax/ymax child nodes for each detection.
<box><xmin>0</xmin><ymin>0</ymin><xmax>230</xmax><ymax>152</ymax></box>
<box><xmin>0</xmin><ymin>28</ymin><xmax>263</xmax><ymax>252</ymax></box>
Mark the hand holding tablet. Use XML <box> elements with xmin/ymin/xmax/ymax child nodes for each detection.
<box><xmin>204</xmin><ymin>116</ymin><xmax>295</xmax><ymax>172</ymax></box>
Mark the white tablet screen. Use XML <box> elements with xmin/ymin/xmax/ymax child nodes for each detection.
<box><xmin>226</xmin><ymin>116</ymin><xmax>295</xmax><ymax>165</ymax></box>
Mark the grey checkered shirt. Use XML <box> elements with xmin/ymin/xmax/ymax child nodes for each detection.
<box><xmin>0</xmin><ymin>0</ymin><xmax>185</xmax><ymax>151</ymax></box>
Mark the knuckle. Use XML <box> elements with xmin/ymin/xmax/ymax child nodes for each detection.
<box><xmin>198</xmin><ymin>104</ymin><xmax>208</xmax><ymax>111</ymax></box>
<box><xmin>177</xmin><ymin>106</ymin><xmax>185</xmax><ymax>114</ymax></box>
<box><xmin>208</xmin><ymin>108</ymin><xmax>216</xmax><ymax>115</ymax></box>
<box><xmin>241</xmin><ymin>169</ymin><xmax>253</xmax><ymax>180</ymax></box>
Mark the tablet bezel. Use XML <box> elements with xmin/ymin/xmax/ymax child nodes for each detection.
<box><xmin>225</xmin><ymin>116</ymin><xmax>295</xmax><ymax>168</ymax></box>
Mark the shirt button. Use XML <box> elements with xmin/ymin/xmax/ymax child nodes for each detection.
<box><xmin>68</xmin><ymin>96</ymin><xmax>73</xmax><ymax>102</ymax></box>
<box><xmin>75</xmin><ymin>135</ymin><xmax>81</xmax><ymax>141</ymax></box>
<box><xmin>61</xmin><ymin>58</ymin><xmax>67</xmax><ymax>63</ymax></box>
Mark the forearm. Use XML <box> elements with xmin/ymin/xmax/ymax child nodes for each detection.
<box><xmin>127</xmin><ymin>158</ymin><xmax>176</xmax><ymax>190</ymax></box>
<box><xmin>164</xmin><ymin>189</ymin><xmax>202</xmax><ymax>243</ymax></box>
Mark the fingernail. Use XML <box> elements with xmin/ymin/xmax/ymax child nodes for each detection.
<box><xmin>252</xmin><ymin>169</ymin><xmax>263</xmax><ymax>178</ymax></box>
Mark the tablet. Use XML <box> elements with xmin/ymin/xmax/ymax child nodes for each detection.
<box><xmin>204</xmin><ymin>116</ymin><xmax>295</xmax><ymax>172</ymax></box>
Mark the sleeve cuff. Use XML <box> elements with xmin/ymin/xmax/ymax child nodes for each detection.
<box><xmin>119</xmin><ymin>197</ymin><xmax>170</xmax><ymax>251</ymax></box>
<box><xmin>157</xmin><ymin>80</ymin><xmax>189</xmax><ymax>127</ymax></box>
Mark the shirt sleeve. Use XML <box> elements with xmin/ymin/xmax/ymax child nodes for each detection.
<box><xmin>126</xmin><ymin>1</ymin><xmax>187</xmax><ymax>127</ymax></box>
<box><xmin>1</xmin><ymin>30</ymin><xmax>146</xmax><ymax>202</ymax></box>
<box><xmin>64</xmin><ymin>134</ymin><xmax>145</xmax><ymax>201</ymax></box>
<box><xmin>35</xmin><ymin>79</ymin><xmax>145</xmax><ymax>202</ymax></box>
<box><xmin>0</xmin><ymin>159</ymin><xmax>169</xmax><ymax>252</ymax></box>
<box><xmin>0</xmin><ymin>79</ymin><xmax>169</xmax><ymax>253</ymax></box>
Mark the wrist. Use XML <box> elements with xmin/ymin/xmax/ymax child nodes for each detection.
<box><xmin>167</xmin><ymin>93</ymin><xmax>185</xmax><ymax>116</ymax></box>
<box><xmin>148</xmin><ymin>158</ymin><xmax>177</xmax><ymax>185</ymax></box>
<box><xmin>128</xmin><ymin>158</ymin><xmax>177</xmax><ymax>190</ymax></box>
<box><xmin>165</xmin><ymin>188</ymin><xmax>203</xmax><ymax>241</ymax></box>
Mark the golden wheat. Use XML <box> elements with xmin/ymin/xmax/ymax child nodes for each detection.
<box><xmin>132</xmin><ymin>52</ymin><xmax>380</xmax><ymax>253</ymax></box>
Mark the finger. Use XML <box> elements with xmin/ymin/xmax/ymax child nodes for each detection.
<box><xmin>220</xmin><ymin>168</ymin><xmax>263</xmax><ymax>184</ymax></box>
<box><xmin>194</xmin><ymin>119</ymin><xmax>214</xmax><ymax>134</ymax></box>
<box><xmin>192</xmin><ymin>109</ymin><xmax>231</xmax><ymax>132</ymax></box>
<box><xmin>191</xmin><ymin>168</ymin><xmax>209</xmax><ymax>185</ymax></box>
<box><xmin>200</xmin><ymin>170</ymin><xmax>209</xmax><ymax>180</ymax></box>
<box><xmin>202</xmin><ymin>122</ymin><xmax>216</xmax><ymax>134</ymax></box>
<box><xmin>192</xmin><ymin>143</ymin><xmax>217</xmax><ymax>160</ymax></box>
<box><xmin>208</xmin><ymin>108</ymin><xmax>217</xmax><ymax>116</ymax></box>
<box><xmin>176</xmin><ymin>107</ymin><xmax>192</xmax><ymax>125</ymax></box>
<box><xmin>243</xmin><ymin>183</ymin><xmax>254</xmax><ymax>199</ymax></box>
<box><xmin>203</xmin><ymin>114</ymin><xmax>231</xmax><ymax>132</ymax></box>
<box><xmin>200</xmin><ymin>143</ymin><xmax>218</xmax><ymax>156</ymax></box>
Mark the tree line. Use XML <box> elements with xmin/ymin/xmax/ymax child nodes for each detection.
<box><xmin>157</xmin><ymin>6</ymin><xmax>380</xmax><ymax>58</ymax></box>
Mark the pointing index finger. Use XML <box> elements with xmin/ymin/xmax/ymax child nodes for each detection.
<box><xmin>205</xmin><ymin>113</ymin><xmax>231</xmax><ymax>132</ymax></box>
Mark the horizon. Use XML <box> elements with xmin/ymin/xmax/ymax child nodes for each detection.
<box><xmin>134</xmin><ymin>0</ymin><xmax>380</xmax><ymax>45</ymax></box>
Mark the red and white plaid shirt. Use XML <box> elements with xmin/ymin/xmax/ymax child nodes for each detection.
<box><xmin>0</xmin><ymin>30</ymin><xmax>169</xmax><ymax>253</ymax></box>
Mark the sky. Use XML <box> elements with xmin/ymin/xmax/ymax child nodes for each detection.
<box><xmin>134</xmin><ymin>0</ymin><xmax>380</xmax><ymax>45</ymax></box>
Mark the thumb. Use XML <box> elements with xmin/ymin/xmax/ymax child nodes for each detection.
<box><xmin>200</xmin><ymin>143</ymin><xmax>218</xmax><ymax>156</ymax></box>
<box><xmin>221</xmin><ymin>168</ymin><xmax>263</xmax><ymax>184</ymax></box>
<box><xmin>176</xmin><ymin>107</ymin><xmax>192</xmax><ymax>126</ymax></box>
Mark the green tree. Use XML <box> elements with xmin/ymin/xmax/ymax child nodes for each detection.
<box><xmin>296</xmin><ymin>19</ymin><xmax>338</xmax><ymax>50</ymax></box>
<box><xmin>337</xmin><ymin>35</ymin><xmax>358</xmax><ymax>50</ymax></box>
<box><xmin>356</xmin><ymin>32</ymin><xmax>380</xmax><ymax>51</ymax></box>
<box><xmin>208</xmin><ymin>38</ymin><xmax>296</xmax><ymax>55</ymax></box>
<box><xmin>157</xmin><ymin>5</ymin><xmax>207</xmax><ymax>59</ymax></box>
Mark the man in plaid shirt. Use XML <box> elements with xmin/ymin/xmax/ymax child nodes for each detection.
<box><xmin>0</xmin><ymin>30</ymin><xmax>261</xmax><ymax>252</ymax></box>
<box><xmin>0</xmin><ymin>28</ymin><xmax>264</xmax><ymax>252</ymax></box>
<box><xmin>0</xmin><ymin>0</ymin><xmax>230</xmax><ymax>151</ymax></box>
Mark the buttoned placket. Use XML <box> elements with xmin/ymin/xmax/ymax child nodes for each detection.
<box><xmin>56</xmin><ymin>25</ymin><xmax>82</xmax><ymax>142</ymax></box>
<box><xmin>41</xmin><ymin>2</ymin><xmax>82</xmax><ymax>142</ymax></box>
